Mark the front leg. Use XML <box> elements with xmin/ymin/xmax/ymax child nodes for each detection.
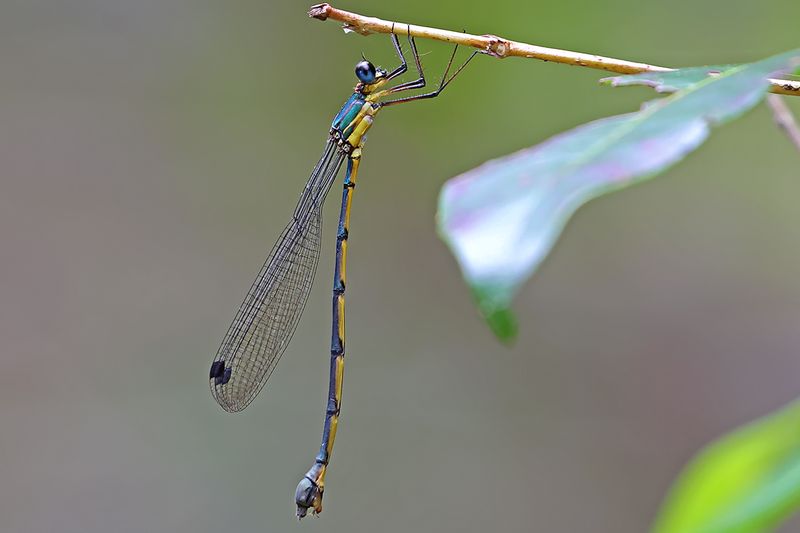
<box><xmin>381</xmin><ymin>25</ymin><xmax>425</xmax><ymax>90</ymax></box>
<box><xmin>384</xmin><ymin>28</ymin><xmax>408</xmax><ymax>81</ymax></box>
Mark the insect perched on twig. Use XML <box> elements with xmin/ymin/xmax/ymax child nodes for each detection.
<box><xmin>209</xmin><ymin>27</ymin><xmax>477</xmax><ymax>518</ymax></box>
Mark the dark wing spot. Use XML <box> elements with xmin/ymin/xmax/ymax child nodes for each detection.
<box><xmin>209</xmin><ymin>361</ymin><xmax>225</xmax><ymax>379</ymax></box>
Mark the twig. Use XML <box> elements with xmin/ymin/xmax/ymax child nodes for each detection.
<box><xmin>308</xmin><ymin>3</ymin><xmax>800</xmax><ymax>97</ymax></box>
<box><xmin>767</xmin><ymin>95</ymin><xmax>800</xmax><ymax>151</ymax></box>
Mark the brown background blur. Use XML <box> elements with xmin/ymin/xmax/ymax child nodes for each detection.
<box><xmin>2</xmin><ymin>1</ymin><xmax>800</xmax><ymax>532</ymax></box>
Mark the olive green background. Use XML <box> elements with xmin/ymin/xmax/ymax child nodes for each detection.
<box><xmin>2</xmin><ymin>1</ymin><xmax>799</xmax><ymax>532</ymax></box>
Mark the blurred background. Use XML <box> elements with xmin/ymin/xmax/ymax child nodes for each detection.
<box><xmin>2</xmin><ymin>1</ymin><xmax>800</xmax><ymax>532</ymax></box>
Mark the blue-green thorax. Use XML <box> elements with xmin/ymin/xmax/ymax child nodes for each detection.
<box><xmin>331</xmin><ymin>93</ymin><xmax>367</xmax><ymax>140</ymax></box>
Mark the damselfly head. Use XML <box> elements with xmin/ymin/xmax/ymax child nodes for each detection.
<box><xmin>355</xmin><ymin>60</ymin><xmax>377</xmax><ymax>84</ymax></box>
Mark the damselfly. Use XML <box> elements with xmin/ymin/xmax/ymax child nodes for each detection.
<box><xmin>209</xmin><ymin>27</ymin><xmax>477</xmax><ymax>518</ymax></box>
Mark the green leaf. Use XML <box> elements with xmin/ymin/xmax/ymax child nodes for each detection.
<box><xmin>652</xmin><ymin>399</ymin><xmax>800</xmax><ymax>533</ymax></box>
<box><xmin>601</xmin><ymin>65</ymin><xmax>737</xmax><ymax>93</ymax></box>
<box><xmin>437</xmin><ymin>49</ymin><xmax>800</xmax><ymax>340</ymax></box>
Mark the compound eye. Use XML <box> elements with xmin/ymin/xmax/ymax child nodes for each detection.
<box><xmin>355</xmin><ymin>60</ymin><xmax>377</xmax><ymax>83</ymax></box>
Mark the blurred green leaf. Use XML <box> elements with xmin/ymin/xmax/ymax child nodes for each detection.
<box><xmin>437</xmin><ymin>49</ymin><xmax>800</xmax><ymax>340</ymax></box>
<box><xmin>652</xmin><ymin>399</ymin><xmax>800</xmax><ymax>533</ymax></box>
<box><xmin>601</xmin><ymin>65</ymin><xmax>737</xmax><ymax>93</ymax></box>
